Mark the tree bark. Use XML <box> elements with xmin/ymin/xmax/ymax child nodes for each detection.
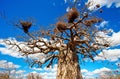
<box><xmin>56</xmin><ymin>50</ymin><xmax>83</xmax><ymax>79</ymax></box>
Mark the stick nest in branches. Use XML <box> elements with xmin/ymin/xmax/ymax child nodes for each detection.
<box><xmin>84</xmin><ymin>18</ymin><xmax>102</xmax><ymax>26</ymax></box>
<box><xmin>56</xmin><ymin>22</ymin><xmax>67</xmax><ymax>32</ymax></box>
<box><xmin>67</xmin><ymin>8</ymin><xmax>79</xmax><ymax>23</ymax></box>
<box><xmin>96</xmin><ymin>4</ymin><xmax>100</xmax><ymax>8</ymax></box>
<box><xmin>20</xmin><ymin>20</ymin><xmax>32</xmax><ymax>33</ymax></box>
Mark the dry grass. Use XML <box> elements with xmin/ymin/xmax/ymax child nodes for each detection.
<box><xmin>0</xmin><ymin>73</ymin><xmax>11</xmax><ymax>79</ymax></box>
<box><xmin>97</xmin><ymin>75</ymin><xmax>120</xmax><ymax>79</ymax></box>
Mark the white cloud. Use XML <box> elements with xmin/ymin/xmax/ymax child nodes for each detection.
<box><xmin>0</xmin><ymin>38</ymin><xmax>57</xmax><ymax>79</ymax></box>
<box><xmin>87</xmin><ymin>0</ymin><xmax>120</xmax><ymax>10</ymax></box>
<box><xmin>0</xmin><ymin>47</ymin><xmax>24</xmax><ymax>58</ymax></box>
<box><xmin>95</xmin><ymin>31</ymin><xmax>111</xmax><ymax>46</ymax></box>
<box><xmin>95</xmin><ymin>49</ymin><xmax>120</xmax><ymax>61</ymax></box>
<box><xmin>81</xmin><ymin>67</ymin><xmax>112</xmax><ymax>79</ymax></box>
<box><xmin>0</xmin><ymin>38</ymin><xmax>24</xmax><ymax>58</ymax></box>
<box><xmin>81</xmin><ymin>69</ymin><xmax>88</xmax><ymax>73</ymax></box>
<box><xmin>26</xmin><ymin>71</ymin><xmax>43</xmax><ymax>79</ymax></box>
<box><xmin>0</xmin><ymin>38</ymin><xmax>47</xmax><ymax>61</ymax></box>
<box><xmin>15</xmin><ymin>70</ymin><xmax>25</xmax><ymax>74</ymax></box>
<box><xmin>108</xmin><ymin>31</ymin><xmax>120</xmax><ymax>46</ymax></box>
<box><xmin>95</xmin><ymin>30</ymin><xmax>120</xmax><ymax>47</ymax></box>
<box><xmin>9</xmin><ymin>70</ymin><xmax>26</xmax><ymax>79</ymax></box>
<box><xmin>31</xmin><ymin>64</ymin><xmax>57</xmax><ymax>79</ymax></box>
<box><xmin>10</xmin><ymin>69</ymin><xmax>25</xmax><ymax>75</ymax></box>
<box><xmin>28</xmin><ymin>53</ymin><xmax>46</xmax><ymax>63</ymax></box>
<box><xmin>0</xmin><ymin>60</ymin><xmax>20</xmax><ymax>69</ymax></box>
<box><xmin>31</xmin><ymin>67</ymin><xmax>43</xmax><ymax>71</ymax></box>
<box><xmin>99</xmin><ymin>21</ymin><xmax>108</xmax><ymax>28</ymax></box>
<box><xmin>92</xmin><ymin>67</ymin><xmax>113</xmax><ymax>78</ymax></box>
<box><xmin>93</xmin><ymin>67</ymin><xmax>111</xmax><ymax>74</ymax></box>
<box><xmin>10</xmin><ymin>70</ymin><xmax>16</xmax><ymax>74</ymax></box>
<box><xmin>0</xmin><ymin>60</ymin><xmax>26</xmax><ymax>78</ymax></box>
<box><xmin>81</xmin><ymin>69</ymin><xmax>95</xmax><ymax>79</ymax></box>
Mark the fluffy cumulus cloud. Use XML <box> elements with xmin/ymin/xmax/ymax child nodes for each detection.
<box><xmin>82</xmin><ymin>69</ymin><xmax>94</xmax><ymax>79</ymax></box>
<box><xmin>0</xmin><ymin>60</ymin><xmax>26</xmax><ymax>78</ymax></box>
<box><xmin>31</xmin><ymin>64</ymin><xmax>57</xmax><ymax>79</ymax></box>
<box><xmin>15</xmin><ymin>70</ymin><xmax>25</xmax><ymax>74</ymax></box>
<box><xmin>108</xmin><ymin>31</ymin><xmax>120</xmax><ymax>46</ymax></box>
<box><xmin>87</xmin><ymin>0</ymin><xmax>120</xmax><ymax>10</ymax></box>
<box><xmin>64</xmin><ymin>0</ymin><xmax>120</xmax><ymax>11</ymax></box>
<box><xmin>0</xmin><ymin>47</ymin><xmax>24</xmax><ymax>58</ymax></box>
<box><xmin>95</xmin><ymin>30</ymin><xmax>120</xmax><ymax>46</ymax></box>
<box><xmin>0</xmin><ymin>38</ymin><xmax>56</xmax><ymax>79</ymax></box>
<box><xmin>96</xmin><ymin>21</ymin><xmax>109</xmax><ymax>28</ymax></box>
<box><xmin>93</xmin><ymin>28</ymin><xmax>120</xmax><ymax>61</ymax></box>
<box><xmin>95</xmin><ymin>49</ymin><xmax>120</xmax><ymax>62</ymax></box>
<box><xmin>0</xmin><ymin>38</ymin><xmax>24</xmax><ymax>58</ymax></box>
<box><xmin>0</xmin><ymin>60</ymin><xmax>20</xmax><ymax>69</ymax></box>
<box><xmin>93</xmin><ymin>67</ymin><xmax>111</xmax><ymax>74</ymax></box>
<box><xmin>82</xmin><ymin>67</ymin><xmax>112</xmax><ymax>79</ymax></box>
<box><xmin>81</xmin><ymin>69</ymin><xmax>89</xmax><ymax>73</ymax></box>
<box><xmin>0</xmin><ymin>38</ymin><xmax>47</xmax><ymax>61</ymax></box>
<box><xmin>0</xmin><ymin>59</ymin><xmax>48</xmax><ymax>79</ymax></box>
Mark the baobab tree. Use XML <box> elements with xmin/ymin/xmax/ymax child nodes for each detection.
<box><xmin>4</xmin><ymin>1</ymin><xmax>111</xmax><ymax>79</ymax></box>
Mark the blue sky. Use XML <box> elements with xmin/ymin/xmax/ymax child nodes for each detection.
<box><xmin>0</xmin><ymin>0</ymin><xmax>120</xmax><ymax>79</ymax></box>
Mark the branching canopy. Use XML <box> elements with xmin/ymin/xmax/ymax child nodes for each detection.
<box><xmin>4</xmin><ymin>2</ymin><xmax>111</xmax><ymax>68</ymax></box>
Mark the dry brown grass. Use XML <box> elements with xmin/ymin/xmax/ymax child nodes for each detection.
<box><xmin>27</xmin><ymin>73</ymin><xmax>43</xmax><ymax>79</ymax></box>
<box><xmin>0</xmin><ymin>73</ymin><xmax>11</xmax><ymax>79</ymax></box>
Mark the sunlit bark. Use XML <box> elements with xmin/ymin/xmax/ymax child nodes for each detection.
<box><xmin>57</xmin><ymin>50</ymin><xmax>82</xmax><ymax>79</ymax></box>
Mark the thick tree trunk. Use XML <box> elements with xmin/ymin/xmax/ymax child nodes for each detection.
<box><xmin>57</xmin><ymin>50</ymin><xmax>83</xmax><ymax>79</ymax></box>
